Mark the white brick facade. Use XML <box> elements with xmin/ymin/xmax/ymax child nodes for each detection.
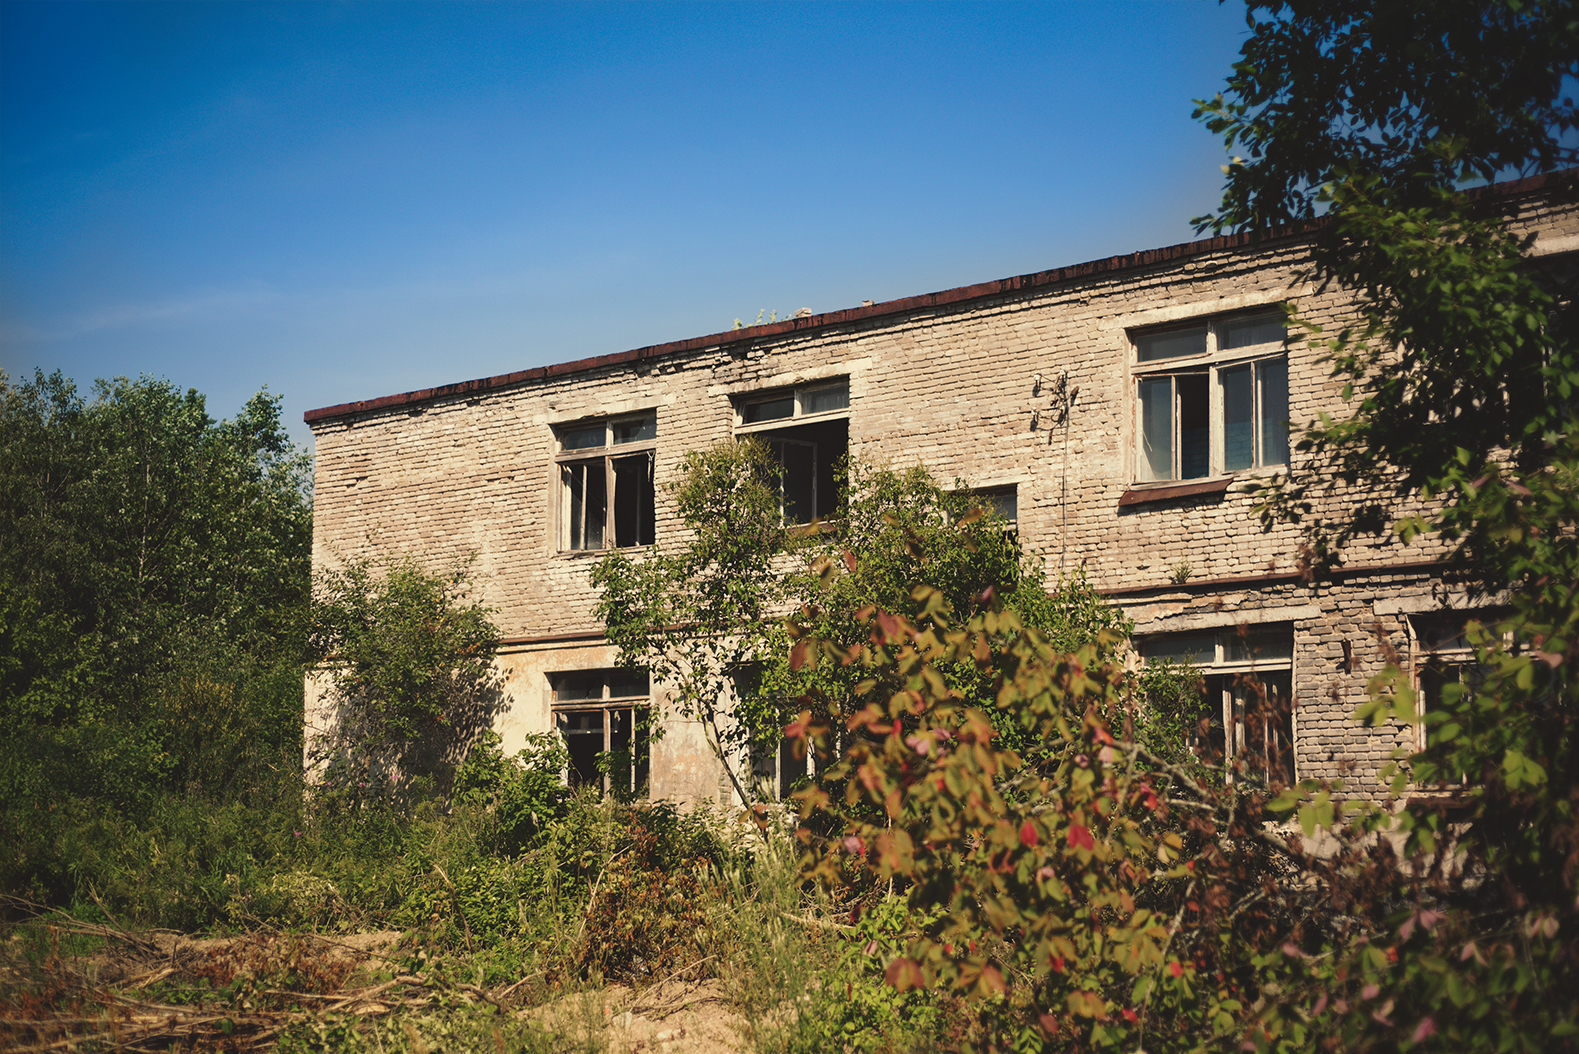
<box><xmin>306</xmin><ymin>176</ymin><xmax>1579</xmax><ymax>803</ymax></box>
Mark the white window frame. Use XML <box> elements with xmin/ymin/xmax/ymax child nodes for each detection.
<box><xmin>554</xmin><ymin>412</ymin><xmax>657</xmax><ymax>553</ymax></box>
<box><xmin>1130</xmin><ymin>314</ymin><xmax>1290</xmax><ymax>485</ymax></box>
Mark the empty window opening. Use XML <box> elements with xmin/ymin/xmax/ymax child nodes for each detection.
<box><xmin>736</xmin><ymin>380</ymin><xmax>850</xmax><ymax>524</ymax></box>
<box><xmin>1141</xmin><ymin>626</ymin><xmax>1296</xmax><ymax>785</ymax></box>
<box><xmin>1132</xmin><ymin>314</ymin><xmax>1289</xmax><ymax>483</ymax></box>
<box><xmin>1409</xmin><ymin>613</ymin><xmax>1511</xmax><ymax>770</ymax></box>
<box><xmin>551</xmin><ymin>668</ymin><xmax>651</xmax><ymax>797</ymax></box>
<box><xmin>732</xmin><ymin>665</ymin><xmax>816</xmax><ymax>801</ymax></box>
<box><xmin>556</xmin><ymin>413</ymin><xmax>656</xmax><ymax>551</ymax></box>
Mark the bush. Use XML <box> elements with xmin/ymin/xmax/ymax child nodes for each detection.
<box><xmin>453</xmin><ymin>731</ymin><xmax>570</xmax><ymax>855</ymax></box>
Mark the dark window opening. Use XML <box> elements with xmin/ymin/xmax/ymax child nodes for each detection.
<box><xmin>758</xmin><ymin>418</ymin><xmax>847</xmax><ymax>524</ymax></box>
<box><xmin>751</xmin><ymin>737</ymin><xmax>809</xmax><ymax>801</ymax></box>
<box><xmin>1141</xmin><ymin>627</ymin><xmax>1296</xmax><ymax>785</ymax></box>
<box><xmin>551</xmin><ymin>669</ymin><xmax>651</xmax><ymax>798</ymax></box>
<box><xmin>1177</xmin><ymin>373</ymin><xmax>1210</xmax><ymax>479</ymax></box>
<box><xmin>1220</xmin><ymin>671</ymin><xmax>1295</xmax><ymax>788</ymax></box>
<box><xmin>560</xmin><ymin>450</ymin><xmax>655</xmax><ymax>551</ymax></box>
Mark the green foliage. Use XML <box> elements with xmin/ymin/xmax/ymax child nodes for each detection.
<box><xmin>1133</xmin><ymin>659</ymin><xmax>1208</xmax><ymax>770</ymax></box>
<box><xmin>779</xmin><ymin>895</ymin><xmax>955</xmax><ymax>1054</ymax></box>
<box><xmin>1197</xmin><ymin>0</ymin><xmax>1578</xmax><ymax>231</ymax></box>
<box><xmin>310</xmin><ymin>553</ymin><xmax>503</xmax><ymax>790</ymax></box>
<box><xmin>790</xmin><ymin>587</ymin><xmax>1338</xmax><ymax>1053</ymax></box>
<box><xmin>592</xmin><ymin>437</ymin><xmax>792</xmax><ymax>806</ymax></box>
<box><xmin>594</xmin><ymin>445</ymin><xmax>1134</xmax><ymax>806</ymax></box>
<box><xmin>0</xmin><ymin>369</ymin><xmax>313</xmax><ymax>690</ymax></box>
<box><xmin>453</xmin><ymin>731</ymin><xmax>572</xmax><ymax>855</ymax></box>
<box><xmin>773</xmin><ymin>461</ymin><xmax>1131</xmax><ymax>767</ymax></box>
<box><xmin>570</xmin><ymin>803</ymin><xmax>726</xmax><ymax>980</ymax></box>
<box><xmin>0</xmin><ymin>369</ymin><xmax>313</xmax><ymax>903</ymax></box>
<box><xmin>1189</xmin><ymin>3</ymin><xmax>1579</xmax><ymax>1049</ymax></box>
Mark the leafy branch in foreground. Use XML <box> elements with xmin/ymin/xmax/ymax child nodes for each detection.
<box><xmin>790</xmin><ymin>581</ymin><xmax>1575</xmax><ymax>1052</ymax></box>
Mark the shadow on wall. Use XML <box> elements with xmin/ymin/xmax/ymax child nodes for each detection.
<box><xmin>305</xmin><ymin>673</ymin><xmax>510</xmax><ymax>808</ymax></box>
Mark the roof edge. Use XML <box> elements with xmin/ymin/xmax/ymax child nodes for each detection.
<box><xmin>303</xmin><ymin>169</ymin><xmax>1572</xmax><ymax>425</ymax></box>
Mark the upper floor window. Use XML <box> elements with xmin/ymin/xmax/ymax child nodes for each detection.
<box><xmin>735</xmin><ymin>380</ymin><xmax>850</xmax><ymax>525</ymax></box>
<box><xmin>555</xmin><ymin>412</ymin><xmax>656</xmax><ymax>552</ymax></box>
<box><xmin>1131</xmin><ymin>314</ymin><xmax>1290</xmax><ymax>483</ymax></box>
<box><xmin>967</xmin><ymin>485</ymin><xmax>1018</xmax><ymax>528</ymax></box>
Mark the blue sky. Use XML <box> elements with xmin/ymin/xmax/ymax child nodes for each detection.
<box><xmin>2</xmin><ymin>1</ymin><xmax>1251</xmax><ymax>449</ymax></box>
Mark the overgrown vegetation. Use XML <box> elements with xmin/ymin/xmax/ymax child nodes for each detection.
<box><xmin>593</xmin><ymin>441</ymin><xmax>1136</xmax><ymax>807</ymax></box>
<box><xmin>310</xmin><ymin>552</ymin><xmax>505</xmax><ymax>798</ymax></box>
<box><xmin>5</xmin><ymin>3</ymin><xmax>1577</xmax><ymax>1051</ymax></box>
<box><xmin>0</xmin><ymin>369</ymin><xmax>313</xmax><ymax>904</ymax></box>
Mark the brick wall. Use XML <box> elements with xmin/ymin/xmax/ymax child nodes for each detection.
<box><xmin>307</xmin><ymin>179</ymin><xmax>1579</xmax><ymax>801</ymax></box>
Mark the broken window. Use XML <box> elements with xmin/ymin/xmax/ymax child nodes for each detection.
<box><xmin>1410</xmin><ymin>614</ymin><xmax>1501</xmax><ymax>768</ymax></box>
<box><xmin>551</xmin><ymin>668</ymin><xmax>651</xmax><ymax>797</ymax></box>
<box><xmin>735</xmin><ymin>380</ymin><xmax>849</xmax><ymax>524</ymax></box>
<box><xmin>732</xmin><ymin>666</ymin><xmax>815</xmax><ymax>801</ymax></box>
<box><xmin>1132</xmin><ymin>314</ymin><xmax>1289</xmax><ymax>483</ymax></box>
<box><xmin>1140</xmin><ymin>625</ymin><xmax>1296</xmax><ymax>785</ymax></box>
<box><xmin>556</xmin><ymin>412</ymin><xmax>656</xmax><ymax>551</ymax></box>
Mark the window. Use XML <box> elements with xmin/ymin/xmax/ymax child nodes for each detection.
<box><xmin>1140</xmin><ymin>625</ymin><xmax>1295</xmax><ymax>785</ymax></box>
<box><xmin>1131</xmin><ymin>314</ymin><xmax>1290</xmax><ymax>483</ymax></box>
<box><xmin>556</xmin><ymin>413</ymin><xmax>656</xmax><ymax>551</ymax></box>
<box><xmin>735</xmin><ymin>380</ymin><xmax>850</xmax><ymax>524</ymax></box>
<box><xmin>732</xmin><ymin>666</ymin><xmax>816</xmax><ymax>801</ymax></box>
<box><xmin>966</xmin><ymin>485</ymin><xmax>1018</xmax><ymax>530</ymax></box>
<box><xmin>1411</xmin><ymin>615</ymin><xmax>1494</xmax><ymax>763</ymax></box>
<box><xmin>551</xmin><ymin>668</ymin><xmax>651</xmax><ymax>797</ymax></box>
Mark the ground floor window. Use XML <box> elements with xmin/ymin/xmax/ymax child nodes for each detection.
<box><xmin>750</xmin><ymin>734</ymin><xmax>812</xmax><ymax>801</ymax></box>
<box><xmin>1140</xmin><ymin>625</ymin><xmax>1295</xmax><ymax>786</ymax></box>
<box><xmin>1410</xmin><ymin>614</ymin><xmax>1498</xmax><ymax>772</ymax></box>
<box><xmin>551</xmin><ymin>668</ymin><xmax>651</xmax><ymax>797</ymax></box>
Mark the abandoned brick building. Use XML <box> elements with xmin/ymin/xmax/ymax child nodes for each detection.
<box><xmin>305</xmin><ymin>174</ymin><xmax>1579</xmax><ymax>806</ymax></box>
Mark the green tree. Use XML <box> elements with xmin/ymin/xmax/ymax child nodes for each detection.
<box><xmin>0</xmin><ymin>370</ymin><xmax>313</xmax><ymax>794</ymax></box>
<box><xmin>309</xmin><ymin>553</ymin><xmax>504</xmax><ymax>797</ymax></box>
<box><xmin>1192</xmin><ymin>1</ymin><xmax>1579</xmax><ymax>1048</ymax></box>
<box><xmin>0</xmin><ymin>370</ymin><xmax>313</xmax><ymax>693</ymax></box>
<box><xmin>0</xmin><ymin>369</ymin><xmax>314</xmax><ymax>901</ymax></box>
<box><xmin>592</xmin><ymin>438</ymin><xmax>791</xmax><ymax>808</ymax></box>
<box><xmin>789</xmin><ymin>582</ymin><xmax>1344</xmax><ymax>1053</ymax></box>
<box><xmin>592</xmin><ymin>442</ymin><xmax>1131</xmax><ymax>807</ymax></box>
<box><xmin>771</xmin><ymin>459</ymin><xmax>1130</xmax><ymax>775</ymax></box>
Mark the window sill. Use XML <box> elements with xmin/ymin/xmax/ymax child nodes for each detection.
<box><xmin>1118</xmin><ymin>477</ymin><xmax>1233</xmax><ymax>507</ymax></box>
<box><xmin>556</xmin><ymin>546</ymin><xmax>652</xmax><ymax>559</ymax></box>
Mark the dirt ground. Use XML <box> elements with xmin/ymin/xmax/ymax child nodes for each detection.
<box><xmin>5</xmin><ymin>919</ymin><xmax>757</xmax><ymax>1053</ymax></box>
<box><xmin>528</xmin><ymin>978</ymin><xmax>751</xmax><ymax>1054</ymax></box>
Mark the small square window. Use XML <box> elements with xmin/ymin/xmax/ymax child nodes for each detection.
<box><xmin>962</xmin><ymin>485</ymin><xmax>1018</xmax><ymax>530</ymax></box>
